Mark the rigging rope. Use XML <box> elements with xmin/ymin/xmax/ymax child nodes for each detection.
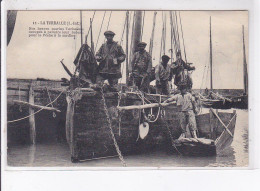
<box><xmin>174</xmin><ymin>11</ymin><xmax>181</xmax><ymax>53</ymax></box>
<box><xmin>149</xmin><ymin>11</ymin><xmax>157</xmax><ymax>57</ymax></box>
<box><xmin>169</xmin><ymin>11</ymin><xmax>178</xmax><ymax>56</ymax></box>
<box><xmin>94</xmin><ymin>11</ymin><xmax>107</xmax><ymax>52</ymax></box>
<box><xmin>159</xmin><ymin>12</ymin><xmax>165</xmax><ymax>60</ymax></box>
<box><xmin>140</xmin><ymin>11</ymin><xmax>145</xmax><ymax>41</ymax></box>
<box><xmin>178</xmin><ymin>11</ymin><xmax>187</xmax><ymax>63</ymax></box>
<box><xmin>119</xmin><ymin>12</ymin><xmax>128</xmax><ymax>85</ymax></box>
<box><xmin>85</xmin><ymin>11</ymin><xmax>96</xmax><ymax>39</ymax></box>
<box><xmin>106</xmin><ymin>11</ymin><xmax>112</xmax><ymax>30</ymax></box>
<box><xmin>8</xmin><ymin>91</ymin><xmax>65</xmax><ymax>123</ymax></box>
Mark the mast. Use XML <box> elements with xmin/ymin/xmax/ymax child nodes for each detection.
<box><xmin>131</xmin><ymin>11</ymin><xmax>143</xmax><ymax>53</ymax></box>
<box><xmin>90</xmin><ymin>18</ymin><xmax>94</xmax><ymax>51</ymax></box>
<box><xmin>149</xmin><ymin>11</ymin><xmax>157</xmax><ymax>57</ymax></box>
<box><xmin>126</xmin><ymin>11</ymin><xmax>130</xmax><ymax>86</ymax></box>
<box><xmin>80</xmin><ymin>11</ymin><xmax>83</xmax><ymax>46</ymax></box>
<box><xmin>242</xmin><ymin>25</ymin><xmax>248</xmax><ymax>95</ymax></box>
<box><xmin>210</xmin><ymin>17</ymin><xmax>213</xmax><ymax>90</ymax></box>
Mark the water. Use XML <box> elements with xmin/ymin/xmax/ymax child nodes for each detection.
<box><xmin>7</xmin><ymin>109</ymin><xmax>248</xmax><ymax>167</ymax></box>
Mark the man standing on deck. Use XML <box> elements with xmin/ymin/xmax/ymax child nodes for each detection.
<box><xmin>130</xmin><ymin>42</ymin><xmax>152</xmax><ymax>93</ymax></box>
<box><xmin>171</xmin><ymin>50</ymin><xmax>195</xmax><ymax>90</ymax></box>
<box><xmin>163</xmin><ymin>85</ymin><xmax>198</xmax><ymax>139</ymax></box>
<box><xmin>155</xmin><ymin>55</ymin><xmax>172</xmax><ymax>95</ymax></box>
<box><xmin>95</xmin><ymin>31</ymin><xmax>126</xmax><ymax>91</ymax></box>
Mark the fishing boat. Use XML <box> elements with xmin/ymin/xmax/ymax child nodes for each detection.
<box><xmin>199</xmin><ymin>17</ymin><xmax>233</xmax><ymax>109</ymax></box>
<box><xmin>231</xmin><ymin>26</ymin><xmax>248</xmax><ymax>109</ymax></box>
<box><xmin>7</xmin><ymin>11</ymin><xmax>237</xmax><ymax>165</ymax></box>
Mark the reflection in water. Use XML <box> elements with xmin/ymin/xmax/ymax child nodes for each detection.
<box><xmin>7</xmin><ymin>109</ymin><xmax>248</xmax><ymax>167</ymax></box>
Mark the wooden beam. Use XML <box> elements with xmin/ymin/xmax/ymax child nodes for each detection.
<box><xmin>117</xmin><ymin>101</ymin><xmax>176</xmax><ymax>111</ymax></box>
<box><xmin>29</xmin><ymin>86</ymin><xmax>36</xmax><ymax>145</ymax></box>
<box><xmin>210</xmin><ymin>108</ymin><xmax>233</xmax><ymax>137</ymax></box>
<box><xmin>13</xmin><ymin>100</ymin><xmax>61</xmax><ymax>112</ymax></box>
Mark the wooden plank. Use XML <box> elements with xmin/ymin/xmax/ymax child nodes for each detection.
<box><xmin>13</xmin><ymin>100</ymin><xmax>61</xmax><ymax>112</ymax></box>
<box><xmin>29</xmin><ymin>85</ymin><xmax>36</xmax><ymax>145</ymax></box>
<box><xmin>210</xmin><ymin>108</ymin><xmax>233</xmax><ymax>138</ymax></box>
<box><xmin>215</xmin><ymin>113</ymin><xmax>237</xmax><ymax>151</ymax></box>
<box><xmin>117</xmin><ymin>101</ymin><xmax>176</xmax><ymax>111</ymax></box>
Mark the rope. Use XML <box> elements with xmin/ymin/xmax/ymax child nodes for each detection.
<box><xmin>140</xmin><ymin>11</ymin><xmax>145</xmax><ymax>41</ymax></box>
<box><xmin>200</xmin><ymin>48</ymin><xmax>210</xmax><ymax>90</ymax></box>
<box><xmin>169</xmin><ymin>11</ymin><xmax>178</xmax><ymax>56</ymax></box>
<box><xmin>119</xmin><ymin>14</ymin><xmax>127</xmax><ymax>46</ymax></box>
<box><xmin>149</xmin><ymin>11</ymin><xmax>157</xmax><ymax>57</ymax></box>
<box><xmin>85</xmin><ymin>11</ymin><xmax>96</xmax><ymax>39</ymax></box>
<box><xmin>174</xmin><ymin>11</ymin><xmax>181</xmax><ymax>52</ymax></box>
<box><xmin>161</xmin><ymin>109</ymin><xmax>182</xmax><ymax>155</ymax></box>
<box><xmin>46</xmin><ymin>87</ymin><xmax>56</xmax><ymax>118</ymax></box>
<box><xmin>159</xmin><ymin>12</ymin><xmax>165</xmax><ymax>60</ymax></box>
<box><xmin>106</xmin><ymin>11</ymin><xmax>112</xmax><ymax>30</ymax></box>
<box><xmin>143</xmin><ymin>95</ymin><xmax>161</xmax><ymax>123</ymax></box>
<box><xmin>8</xmin><ymin>91</ymin><xmax>65</xmax><ymax>123</ymax></box>
<box><xmin>178</xmin><ymin>11</ymin><xmax>187</xmax><ymax>63</ymax></box>
<box><xmin>100</xmin><ymin>87</ymin><xmax>127</xmax><ymax>167</ymax></box>
<box><xmin>129</xmin><ymin>11</ymin><xmax>136</xmax><ymax>65</ymax></box>
<box><xmin>119</xmin><ymin>12</ymin><xmax>128</xmax><ymax>86</ymax></box>
<box><xmin>94</xmin><ymin>11</ymin><xmax>106</xmax><ymax>52</ymax></box>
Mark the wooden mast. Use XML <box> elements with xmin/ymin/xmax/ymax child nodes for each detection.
<box><xmin>210</xmin><ymin>16</ymin><xmax>213</xmax><ymax>90</ymax></box>
<box><xmin>131</xmin><ymin>11</ymin><xmax>143</xmax><ymax>53</ymax></box>
<box><xmin>149</xmin><ymin>11</ymin><xmax>157</xmax><ymax>57</ymax></box>
<box><xmin>126</xmin><ymin>11</ymin><xmax>130</xmax><ymax>86</ymax></box>
<box><xmin>90</xmin><ymin>18</ymin><xmax>94</xmax><ymax>51</ymax></box>
<box><xmin>80</xmin><ymin>11</ymin><xmax>83</xmax><ymax>45</ymax></box>
<box><xmin>242</xmin><ymin>25</ymin><xmax>248</xmax><ymax>95</ymax></box>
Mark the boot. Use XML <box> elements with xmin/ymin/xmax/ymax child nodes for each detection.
<box><xmin>191</xmin><ymin>130</ymin><xmax>198</xmax><ymax>139</ymax></box>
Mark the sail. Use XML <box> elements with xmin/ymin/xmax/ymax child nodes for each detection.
<box><xmin>7</xmin><ymin>11</ymin><xmax>18</xmax><ymax>45</ymax></box>
<box><xmin>73</xmin><ymin>43</ymin><xmax>98</xmax><ymax>83</ymax></box>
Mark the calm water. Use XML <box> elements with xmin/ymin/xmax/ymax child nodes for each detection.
<box><xmin>7</xmin><ymin>109</ymin><xmax>248</xmax><ymax>167</ymax></box>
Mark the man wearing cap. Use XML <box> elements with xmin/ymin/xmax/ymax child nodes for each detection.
<box><xmin>130</xmin><ymin>42</ymin><xmax>152</xmax><ymax>93</ymax></box>
<box><xmin>95</xmin><ymin>31</ymin><xmax>126</xmax><ymax>90</ymax></box>
<box><xmin>155</xmin><ymin>55</ymin><xmax>172</xmax><ymax>95</ymax></box>
<box><xmin>171</xmin><ymin>50</ymin><xmax>195</xmax><ymax>90</ymax></box>
<box><xmin>163</xmin><ymin>85</ymin><xmax>198</xmax><ymax>139</ymax></box>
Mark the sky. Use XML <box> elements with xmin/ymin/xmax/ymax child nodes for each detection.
<box><xmin>7</xmin><ymin>10</ymin><xmax>248</xmax><ymax>89</ymax></box>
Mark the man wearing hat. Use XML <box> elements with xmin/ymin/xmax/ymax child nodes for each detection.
<box><xmin>163</xmin><ymin>85</ymin><xmax>198</xmax><ymax>140</ymax></box>
<box><xmin>155</xmin><ymin>55</ymin><xmax>172</xmax><ymax>95</ymax></box>
<box><xmin>95</xmin><ymin>31</ymin><xmax>126</xmax><ymax>90</ymax></box>
<box><xmin>171</xmin><ymin>50</ymin><xmax>195</xmax><ymax>90</ymax></box>
<box><xmin>130</xmin><ymin>42</ymin><xmax>152</xmax><ymax>93</ymax></box>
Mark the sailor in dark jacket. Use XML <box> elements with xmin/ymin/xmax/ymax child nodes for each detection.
<box><xmin>130</xmin><ymin>42</ymin><xmax>152</xmax><ymax>93</ymax></box>
<box><xmin>171</xmin><ymin>51</ymin><xmax>195</xmax><ymax>90</ymax></box>
<box><xmin>95</xmin><ymin>31</ymin><xmax>126</xmax><ymax>89</ymax></box>
<box><xmin>155</xmin><ymin>55</ymin><xmax>172</xmax><ymax>95</ymax></box>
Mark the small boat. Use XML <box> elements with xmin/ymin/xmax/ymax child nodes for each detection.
<box><xmin>174</xmin><ymin>109</ymin><xmax>237</xmax><ymax>156</ymax></box>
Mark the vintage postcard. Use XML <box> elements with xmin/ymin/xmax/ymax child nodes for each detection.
<box><xmin>5</xmin><ymin>10</ymin><xmax>248</xmax><ymax>168</ymax></box>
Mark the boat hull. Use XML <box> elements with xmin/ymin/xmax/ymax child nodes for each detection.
<box><xmin>232</xmin><ymin>95</ymin><xmax>248</xmax><ymax>109</ymax></box>
<box><xmin>66</xmin><ymin>89</ymin><xmax>237</xmax><ymax>162</ymax></box>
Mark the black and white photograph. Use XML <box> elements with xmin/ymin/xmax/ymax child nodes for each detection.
<box><xmin>5</xmin><ymin>10</ymin><xmax>249</xmax><ymax>167</ymax></box>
